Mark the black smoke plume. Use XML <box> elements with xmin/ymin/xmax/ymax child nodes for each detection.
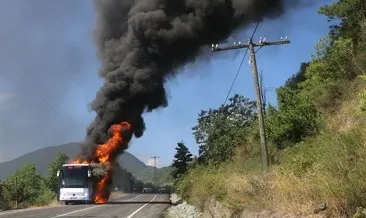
<box><xmin>78</xmin><ymin>0</ymin><xmax>305</xmax><ymax>161</ymax></box>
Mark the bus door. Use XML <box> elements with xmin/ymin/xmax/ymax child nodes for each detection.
<box><xmin>87</xmin><ymin>168</ymin><xmax>94</xmax><ymax>201</ymax></box>
<box><xmin>56</xmin><ymin>170</ymin><xmax>63</xmax><ymax>201</ymax></box>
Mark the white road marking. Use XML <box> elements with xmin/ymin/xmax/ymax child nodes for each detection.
<box><xmin>128</xmin><ymin>194</ymin><xmax>142</xmax><ymax>201</ymax></box>
<box><xmin>0</xmin><ymin>193</ymin><xmax>144</xmax><ymax>217</ymax></box>
<box><xmin>0</xmin><ymin>206</ymin><xmax>62</xmax><ymax>217</ymax></box>
<box><xmin>49</xmin><ymin>194</ymin><xmax>143</xmax><ymax>217</ymax></box>
<box><xmin>49</xmin><ymin>205</ymin><xmax>104</xmax><ymax>218</ymax></box>
<box><xmin>112</xmin><ymin>194</ymin><xmax>141</xmax><ymax>202</ymax></box>
<box><xmin>126</xmin><ymin>195</ymin><xmax>157</xmax><ymax>218</ymax></box>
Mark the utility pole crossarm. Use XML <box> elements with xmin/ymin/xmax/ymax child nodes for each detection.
<box><xmin>253</xmin><ymin>39</ymin><xmax>290</xmax><ymax>47</ymax></box>
<box><xmin>209</xmin><ymin>36</ymin><xmax>291</xmax><ymax>171</ymax></box>
<box><xmin>211</xmin><ymin>38</ymin><xmax>290</xmax><ymax>52</ymax></box>
<box><xmin>211</xmin><ymin>43</ymin><xmax>249</xmax><ymax>52</ymax></box>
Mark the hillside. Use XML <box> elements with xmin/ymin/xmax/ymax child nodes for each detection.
<box><xmin>0</xmin><ymin>142</ymin><xmax>173</xmax><ymax>185</ymax></box>
<box><xmin>174</xmin><ymin>1</ymin><xmax>366</xmax><ymax>217</ymax></box>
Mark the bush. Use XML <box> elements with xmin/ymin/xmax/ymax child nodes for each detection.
<box><xmin>265</xmin><ymin>87</ymin><xmax>320</xmax><ymax>148</ymax></box>
<box><xmin>34</xmin><ymin>187</ymin><xmax>55</xmax><ymax>206</ymax></box>
<box><xmin>354</xmin><ymin>207</ymin><xmax>366</xmax><ymax>218</ymax></box>
<box><xmin>309</xmin><ymin>80</ymin><xmax>346</xmax><ymax>113</ymax></box>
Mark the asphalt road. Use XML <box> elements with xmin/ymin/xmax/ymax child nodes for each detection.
<box><xmin>0</xmin><ymin>193</ymin><xmax>171</xmax><ymax>218</ymax></box>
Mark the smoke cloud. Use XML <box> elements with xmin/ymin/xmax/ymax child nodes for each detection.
<box><xmin>78</xmin><ymin>0</ymin><xmax>305</xmax><ymax>161</ymax></box>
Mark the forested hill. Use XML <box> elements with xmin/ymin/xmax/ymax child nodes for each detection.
<box><xmin>0</xmin><ymin>142</ymin><xmax>173</xmax><ymax>185</ymax></box>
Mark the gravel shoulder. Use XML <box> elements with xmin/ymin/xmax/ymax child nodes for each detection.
<box><xmin>165</xmin><ymin>193</ymin><xmax>202</xmax><ymax>218</ymax></box>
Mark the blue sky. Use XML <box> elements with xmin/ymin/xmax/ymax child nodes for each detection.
<box><xmin>0</xmin><ymin>0</ymin><xmax>331</xmax><ymax>167</ymax></box>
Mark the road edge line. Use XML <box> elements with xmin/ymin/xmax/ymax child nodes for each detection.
<box><xmin>126</xmin><ymin>195</ymin><xmax>157</xmax><ymax>218</ymax></box>
<box><xmin>0</xmin><ymin>205</ymin><xmax>62</xmax><ymax>217</ymax></box>
<box><xmin>49</xmin><ymin>205</ymin><xmax>104</xmax><ymax>218</ymax></box>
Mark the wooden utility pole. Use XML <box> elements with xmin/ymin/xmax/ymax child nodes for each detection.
<box><xmin>211</xmin><ymin>37</ymin><xmax>290</xmax><ymax>170</ymax></box>
<box><xmin>151</xmin><ymin>156</ymin><xmax>160</xmax><ymax>188</ymax></box>
<box><xmin>259</xmin><ymin>70</ymin><xmax>266</xmax><ymax>115</ymax></box>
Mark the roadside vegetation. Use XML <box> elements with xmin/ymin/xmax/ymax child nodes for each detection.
<box><xmin>171</xmin><ymin>0</ymin><xmax>366</xmax><ymax>217</ymax></box>
<box><xmin>0</xmin><ymin>152</ymin><xmax>68</xmax><ymax>210</ymax></box>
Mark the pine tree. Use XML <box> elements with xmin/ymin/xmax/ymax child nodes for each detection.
<box><xmin>171</xmin><ymin>141</ymin><xmax>193</xmax><ymax>180</ymax></box>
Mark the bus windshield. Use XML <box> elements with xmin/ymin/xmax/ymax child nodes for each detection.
<box><xmin>61</xmin><ymin>165</ymin><xmax>88</xmax><ymax>188</ymax></box>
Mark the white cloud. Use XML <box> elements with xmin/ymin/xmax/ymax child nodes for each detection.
<box><xmin>146</xmin><ymin>158</ymin><xmax>158</xmax><ymax>167</ymax></box>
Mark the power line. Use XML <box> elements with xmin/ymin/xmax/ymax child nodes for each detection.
<box><xmin>251</xmin><ymin>0</ymin><xmax>270</xmax><ymax>40</ymax></box>
<box><xmin>255</xmin><ymin>45</ymin><xmax>264</xmax><ymax>53</ymax></box>
<box><xmin>221</xmin><ymin>0</ymin><xmax>270</xmax><ymax>106</ymax></box>
<box><xmin>223</xmin><ymin>49</ymin><xmax>248</xmax><ymax>105</ymax></box>
<box><xmin>211</xmin><ymin>0</ymin><xmax>290</xmax><ymax>170</ymax></box>
<box><xmin>251</xmin><ymin>22</ymin><xmax>260</xmax><ymax>40</ymax></box>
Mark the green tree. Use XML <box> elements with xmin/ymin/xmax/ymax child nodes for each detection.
<box><xmin>301</xmin><ymin>37</ymin><xmax>360</xmax><ymax>91</ymax></box>
<box><xmin>4</xmin><ymin>164</ymin><xmax>43</xmax><ymax>206</ymax></box>
<box><xmin>266</xmin><ymin>64</ymin><xmax>319</xmax><ymax>148</ymax></box>
<box><xmin>266</xmin><ymin>88</ymin><xmax>319</xmax><ymax>148</ymax></box>
<box><xmin>285</xmin><ymin>62</ymin><xmax>309</xmax><ymax>89</ymax></box>
<box><xmin>171</xmin><ymin>142</ymin><xmax>193</xmax><ymax>180</ymax></box>
<box><xmin>192</xmin><ymin>94</ymin><xmax>256</xmax><ymax>165</ymax></box>
<box><xmin>46</xmin><ymin>152</ymin><xmax>69</xmax><ymax>193</ymax></box>
<box><xmin>0</xmin><ymin>180</ymin><xmax>6</xmax><ymax>209</ymax></box>
<box><xmin>319</xmin><ymin>0</ymin><xmax>365</xmax><ymax>43</ymax></box>
<box><xmin>299</xmin><ymin>0</ymin><xmax>366</xmax><ymax>95</ymax></box>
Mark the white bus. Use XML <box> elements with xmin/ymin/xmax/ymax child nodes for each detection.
<box><xmin>56</xmin><ymin>163</ymin><xmax>96</xmax><ymax>205</ymax></box>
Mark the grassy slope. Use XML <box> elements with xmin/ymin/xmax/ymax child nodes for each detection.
<box><xmin>177</xmin><ymin>18</ymin><xmax>366</xmax><ymax>218</ymax></box>
<box><xmin>177</xmin><ymin>83</ymin><xmax>366</xmax><ymax>216</ymax></box>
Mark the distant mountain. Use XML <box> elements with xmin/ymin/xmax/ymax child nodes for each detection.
<box><xmin>0</xmin><ymin>142</ymin><xmax>173</xmax><ymax>185</ymax></box>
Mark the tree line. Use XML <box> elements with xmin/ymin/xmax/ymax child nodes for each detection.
<box><xmin>0</xmin><ymin>152</ymin><xmax>148</xmax><ymax>210</ymax></box>
<box><xmin>0</xmin><ymin>153</ymin><xmax>68</xmax><ymax>210</ymax></box>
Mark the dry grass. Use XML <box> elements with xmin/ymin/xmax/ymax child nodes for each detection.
<box><xmin>24</xmin><ymin>198</ymin><xmax>62</xmax><ymax>209</ymax></box>
<box><xmin>325</xmin><ymin>79</ymin><xmax>366</xmax><ymax>133</ymax></box>
<box><xmin>178</xmin><ymin>86</ymin><xmax>366</xmax><ymax>217</ymax></box>
<box><xmin>45</xmin><ymin>199</ymin><xmax>62</xmax><ymax>207</ymax></box>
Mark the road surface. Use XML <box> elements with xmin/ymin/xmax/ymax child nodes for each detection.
<box><xmin>0</xmin><ymin>193</ymin><xmax>171</xmax><ymax>218</ymax></box>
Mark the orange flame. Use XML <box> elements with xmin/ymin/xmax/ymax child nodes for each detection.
<box><xmin>69</xmin><ymin>158</ymin><xmax>89</xmax><ymax>164</ymax></box>
<box><xmin>95</xmin><ymin>122</ymin><xmax>131</xmax><ymax>163</ymax></box>
<box><xmin>70</xmin><ymin>121</ymin><xmax>132</xmax><ymax>204</ymax></box>
<box><xmin>94</xmin><ymin>176</ymin><xmax>109</xmax><ymax>203</ymax></box>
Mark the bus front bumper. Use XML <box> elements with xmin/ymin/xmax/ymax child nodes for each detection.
<box><xmin>59</xmin><ymin>188</ymin><xmax>91</xmax><ymax>201</ymax></box>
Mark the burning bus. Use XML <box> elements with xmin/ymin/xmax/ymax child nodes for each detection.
<box><xmin>56</xmin><ymin>163</ymin><xmax>96</xmax><ymax>205</ymax></box>
<box><xmin>60</xmin><ymin>122</ymin><xmax>133</xmax><ymax>205</ymax></box>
